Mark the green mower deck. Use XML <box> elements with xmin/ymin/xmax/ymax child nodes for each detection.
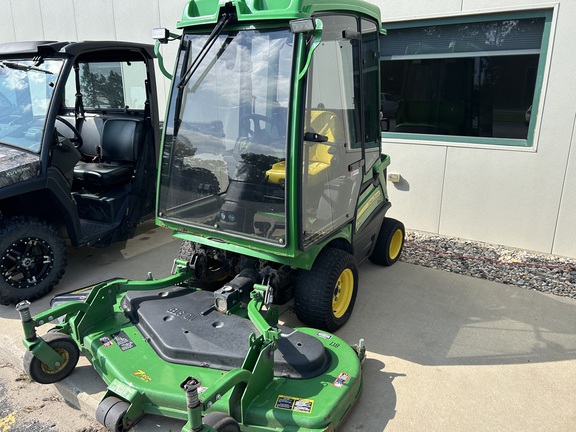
<box><xmin>18</xmin><ymin>264</ymin><xmax>365</xmax><ymax>431</ymax></box>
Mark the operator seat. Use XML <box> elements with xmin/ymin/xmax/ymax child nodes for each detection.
<box><xmin>266</xmin><ymin>109</ymin><xmax>344</xmax><ymax>185</ymax></box>
<box><xmin>73</xmin><ymin>118</ymin><xmax>144</xmax><ymax>190</ymax></box>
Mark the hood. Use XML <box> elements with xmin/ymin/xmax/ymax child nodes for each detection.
<box><xmin>0</xmin><ymin>145</ymin><xmax>41</xmax><ymax>188</ymax></box>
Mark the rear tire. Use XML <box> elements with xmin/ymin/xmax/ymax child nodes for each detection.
<box><xmin>203</xmin><ymin>412</ymin><xmax>241</xmax><ymax>432</ymax></box>
<box><xmin>0</xmin><ymin>218</ymin><xmax>67</xmax><ymax>305</ymax></box>
<box><xmin>294</xmin><ymin>248</ymin><xmax>358</xmax><ymax>332</ymax></box>
<box><xmin>369</xmin><ymin>217</ymin><xmax>405</xmax><ymax>266</ymax></box>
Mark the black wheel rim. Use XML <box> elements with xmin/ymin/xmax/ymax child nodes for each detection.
<box><xmin>1</xmin><ymin>237</ymin><xmax>54</xmax><ymax>288</ymax></box>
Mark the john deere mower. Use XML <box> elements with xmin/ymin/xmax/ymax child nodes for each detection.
<box><xmin>18</xmin><ymin>0</ymin><xmax>404</xmax><ymax>430</ymax></box>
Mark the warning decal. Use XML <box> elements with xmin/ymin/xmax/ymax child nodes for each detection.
<box><xmin>275</xmin><ymin>395</ymin><xmax>314</xmax><ymax>414</ymax></box>
<box><xmin>99</xmin><ymin>336</ymin><xmax>113</xmax><ymax>348</ymax></box>
<box><xmin>333</xmin><ymin>372</ymin><xmax>350</xmax><ymax>388</ymax></box>
<box><xmin>111</xmin><ymin>330</ymin><xmax>136</xmax><ymax>351</ymax></box>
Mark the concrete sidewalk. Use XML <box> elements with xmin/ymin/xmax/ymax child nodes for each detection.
<box><xmin>1</xmin><ymin>223</ymin><xmax>575</xmax><ymax>431</ymax></box>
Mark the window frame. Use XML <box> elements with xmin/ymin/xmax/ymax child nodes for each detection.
<box><xmin>380</xmin><ymin>8</ymin><xmax>555</xmax><ymax>150</ymax></box>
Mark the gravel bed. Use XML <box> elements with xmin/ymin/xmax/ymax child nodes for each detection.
<box><xmin>400</xmin><ymin>231</ymin><xmax>576</xmax><ymax>299</ymax></box>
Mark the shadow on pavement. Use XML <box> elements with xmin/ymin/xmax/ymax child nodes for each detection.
<box><xmin>340</xmin><ymin>262</ymin><xmax>576</xmax><ymax>366</ymax></box>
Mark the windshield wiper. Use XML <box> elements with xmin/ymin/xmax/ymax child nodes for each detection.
<box><xmin>0</xmin><ymin>60</ymin><xmax>53</xmax><ymax>74</ymax></box>
<box><xmin>172</xmin><ymin>10</ymin><xmax>235</xmax><ymax>136</ymax></box>
<box><xmin>177</xmin><ymin>11</ymin><xmax>235</xmax><ymax>89</ymax></box>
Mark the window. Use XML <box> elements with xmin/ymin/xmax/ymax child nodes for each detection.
<box><xmin>0</xmin><ymin>59</ymin><xmax>62</xmax><ymax>152</ymax></box>
<box><xmin>64</xmin><ymin>61</ymin><xmax>147</xmax><ymax>110</ymax></box>
<box><xmin>302</xmin><ymin>15</ymin><xmax>365</xmax><ymax>246</ymax></box>
<box><xmin>380</xmin><ymin>11</ymin><xmax>551</xmax><ymax>146</ymax></box>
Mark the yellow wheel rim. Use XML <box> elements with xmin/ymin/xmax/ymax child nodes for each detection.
<box><xmin>389</xmin><ymin>229</ymin><xmax>403</xmax><ymax>260</ymax></box>
<box><xmin>333</xmin><ymin>268</ymin><xmax>354</xmax><ymax>319</ymax></box>
<box><xmin>40</xmin><ymin>348</ymin><xmax>69</xmax><ymax>374</ymax></box>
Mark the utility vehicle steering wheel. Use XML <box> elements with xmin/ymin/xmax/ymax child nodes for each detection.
<box><xmin>55</xmin><ymin>116</ymin><xmax>83</xmax><ymax>149</ymax></box>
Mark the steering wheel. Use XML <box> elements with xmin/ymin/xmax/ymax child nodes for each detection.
<box><xmin>238</xmin><ymin>113</ymin><xmax>284</xmax><ymax>145</ymax></box>
<box><xmin>55</xmin><ymin>116</ymin><xmax>83</xmax><ymax>149</ymax></box>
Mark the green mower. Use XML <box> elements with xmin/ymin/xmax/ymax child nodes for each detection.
<box><xmin>18</xmin><ymin>0</ymin><xmax>404</xmax><ymax>430</ymax></box>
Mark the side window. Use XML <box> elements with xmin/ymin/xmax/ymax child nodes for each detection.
<box><xmin>361</xmin><ymin>18</ymin><xmax>381</xmax><ymax>169</ymax></box>
<box><xmin>64</xmin><ymin>60</ymin><xmax>147</xmax><ymax>110</ymax></box>
<box><xmin>301</xmin><ymin>15</ymin><xmax>363</xmax><ymax>247</ymax></box>
<box><xmin>380</xmin><ymin>12</ymin><xmax>550</xmax><ymax>146</ymax></box>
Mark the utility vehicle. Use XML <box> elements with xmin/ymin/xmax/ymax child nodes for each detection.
<box><xmin>19</xmin><ymin>0</ymin><xmax>405</xmax><ymax>431</ymax></box>
<box><xmin>0</xmin><ymin>41</ymin><xmax>160</xmax><ymax>305</ymax></box>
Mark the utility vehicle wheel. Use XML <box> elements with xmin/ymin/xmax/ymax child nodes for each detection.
<box><xmin>23</xmin><ymin>333</ymin><xmax>79</xmax><ymax>384</ymax></box>
<box><xmin>178</xmin><ymin>240</ymin><xmax>203</xmax><ymax>285</ymax></box>
<box><xmin>178</xmin><ymin>240</ymin><xmax>195</xmax><ymax>262</ymax></box>
<box><xmin>178</xmin><ymin>240</ymin><xmax>230</xmax><ymax>288</ymax></box>
<box><xmin>369</xmin><ymin>217</ymin><xmax>405</xmax><ymax>267</ymax></box>
<box><xmin>96</xmin><ymin>396</ymin><xmax>130</xmax><ymax>432</ymax></box>
<box><xmin>294</xmin><ymin>248</ymin><xmax>358</xmax><ymax>332</ymax></box>
<box><xmin>0</xmin><ymin>218</ymin><xmax>67</xmax><ymax>305</ymax></box>
<box><xmin>203</xmin><ymin>412</ymin><xmax>241</xmax><ymax>432</ymax></box>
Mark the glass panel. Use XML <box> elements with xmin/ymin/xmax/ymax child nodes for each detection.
<box><xmin>382</xmin><ymin>18</ymin><xmax>545</xmax><ymax>59</ymax></box>
<box><xmin>302</xmin><ymin>15</ymin><xmax>363</xmax><ymax>246</ymax></box>
<box><xmin>382</xmin><ymin>55</ymin><xmax>538</xmax><ymax>139</ymax></box>
<box><xmin>64</xmin><ymin>61</ymin><xmax>147</xmax><ymax>110</ymax></box>
<box><xmin>361</xmin><ymin>18</ymin><xmax>381</xmax><ymax>170</ymax></box>
<box><xmin>0</xmin><ymin>59</ymin><xmax>62</xmax><ymax>152</ymax></box>
<box><xmin>381</xmin><ymin>17</ymin><xmax>545</xmax><ymax>140</ymax></box>
<box><xmin>158</xmin><ymin>29</ymin><xmax>293</xmax><ymax>245</ymax></box>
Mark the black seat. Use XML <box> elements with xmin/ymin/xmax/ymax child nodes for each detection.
<box><xmin>74</xmin><ymin>118</ymin><xmax>144</xmax><ymax>190</ymax></box>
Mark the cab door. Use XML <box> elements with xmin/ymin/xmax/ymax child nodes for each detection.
<box><xmin>301</xmin><ymin>15</ymin><xmax>380</xmax><ymax>247</ymax></box>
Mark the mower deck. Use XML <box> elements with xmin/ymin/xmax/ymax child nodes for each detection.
<box><xmin>120</xmin><ymin>287</ymin><xmax>330</xmax><ymax>378</ymax></box>
<box><xmin>69</xmin><ymin>283</ymin><xmax>364</xmax><ymax>431</ymax></box>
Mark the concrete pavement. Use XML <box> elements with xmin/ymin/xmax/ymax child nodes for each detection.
<box><xmin>1</xmin><ymin>222</ymin><xmax>575</xmax><ymax>431</ymax></box>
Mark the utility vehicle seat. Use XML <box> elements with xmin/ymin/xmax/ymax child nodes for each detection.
<box><xmin>74</xmin><ymin>118</ymin><xmax>144</xmax><ymax>189</ymax></box>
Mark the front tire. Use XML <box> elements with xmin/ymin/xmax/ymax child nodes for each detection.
<box><xmin>294</xmin><ymin>248</ymin><xmax>358</xmax><ymax>332</ymax></box>
<box><xmin>23</xmin><ymin>333</ymin><xmax>80</xmax><ymax>384</ymax></box>
<box><xmin>369</xmin><ymin>217</ymin><xmax>405</xmax><ymax>266</ymax></box>
<box><xmin>0</xmin><ymin>218</ymin><xmax>67</xmax><ymax>305</ymax></box>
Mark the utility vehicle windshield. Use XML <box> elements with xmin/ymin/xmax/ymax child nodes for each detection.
<box><xmin>158</xmin><ymin>28</ymin><xmax>293</xmax><ymax>244</ymax></box>
<box><xmin>0</xmin><ymin>59</ymin><xmax>62</xmax><ymax>152</ymax></box>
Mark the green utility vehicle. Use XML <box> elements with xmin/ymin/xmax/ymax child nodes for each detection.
<box><xmin>18</xmin><ymin>0</ymin><xmax>404</xmax><ymax>431</ymax></box>
<box><xmin>0</xmin><ymin>41</ymin><xmax>160</xmax><ymax>305</ymax></box>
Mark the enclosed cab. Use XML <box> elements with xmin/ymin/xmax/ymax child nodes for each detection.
<box><xmin>156</xmin><ymin>0</ymin><xmax>405</xmax><ymax>331</ymax></box>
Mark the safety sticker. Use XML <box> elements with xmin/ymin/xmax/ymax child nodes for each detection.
<box><xmin>275</xmin><ymin>395</ymin><xmax>313</xmax><ymax>414</ymax></box>
<box><xmin>333</xmin><ymin>372</ymin><xmax>350</xmax><ymax>388</ymax></box>
<box><xmin>99</xmin><ymin>336</ymin><xmax>114</xmax><ymax>348</ymax></box>
<box><xmin>111</xmin><ymin>330</ymin><xmax>136</xmax><ymax>351</ymax></box>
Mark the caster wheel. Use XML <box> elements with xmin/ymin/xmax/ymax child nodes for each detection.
<box><xmin>23</xmin><ymin>332</ymin><xmax>79</xmax><ymax>384</ymax></box>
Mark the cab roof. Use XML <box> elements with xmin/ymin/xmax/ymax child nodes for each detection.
<box><xmin>178</xmin><ymin>0</ymin><xmax>381</xmax><ymax>29</ymax></box>
<box><xmin>0</xmin><ymin>41</ymin><xmax>155</xmax><ymax>60</ymax></box>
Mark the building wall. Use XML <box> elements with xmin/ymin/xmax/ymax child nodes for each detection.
<box><xmin>374</xmin><ymin>0</ymin><xmax>576</xmax><ymax>258</ymax></box>
<box><xmin>1</xmin><ymin>0</ymin><xmax>574</xmax><ymax>258</ymax></box>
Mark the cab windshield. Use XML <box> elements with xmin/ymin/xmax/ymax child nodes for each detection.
<box><xmin>0</xmin><ymin>59</ymin><xmax>62</xmax><ymax>152</ymax></box>
<box><xmin>158</xmin><ymin>28</ymin><xmax>293</xmax><ymax>245</ymax></box>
